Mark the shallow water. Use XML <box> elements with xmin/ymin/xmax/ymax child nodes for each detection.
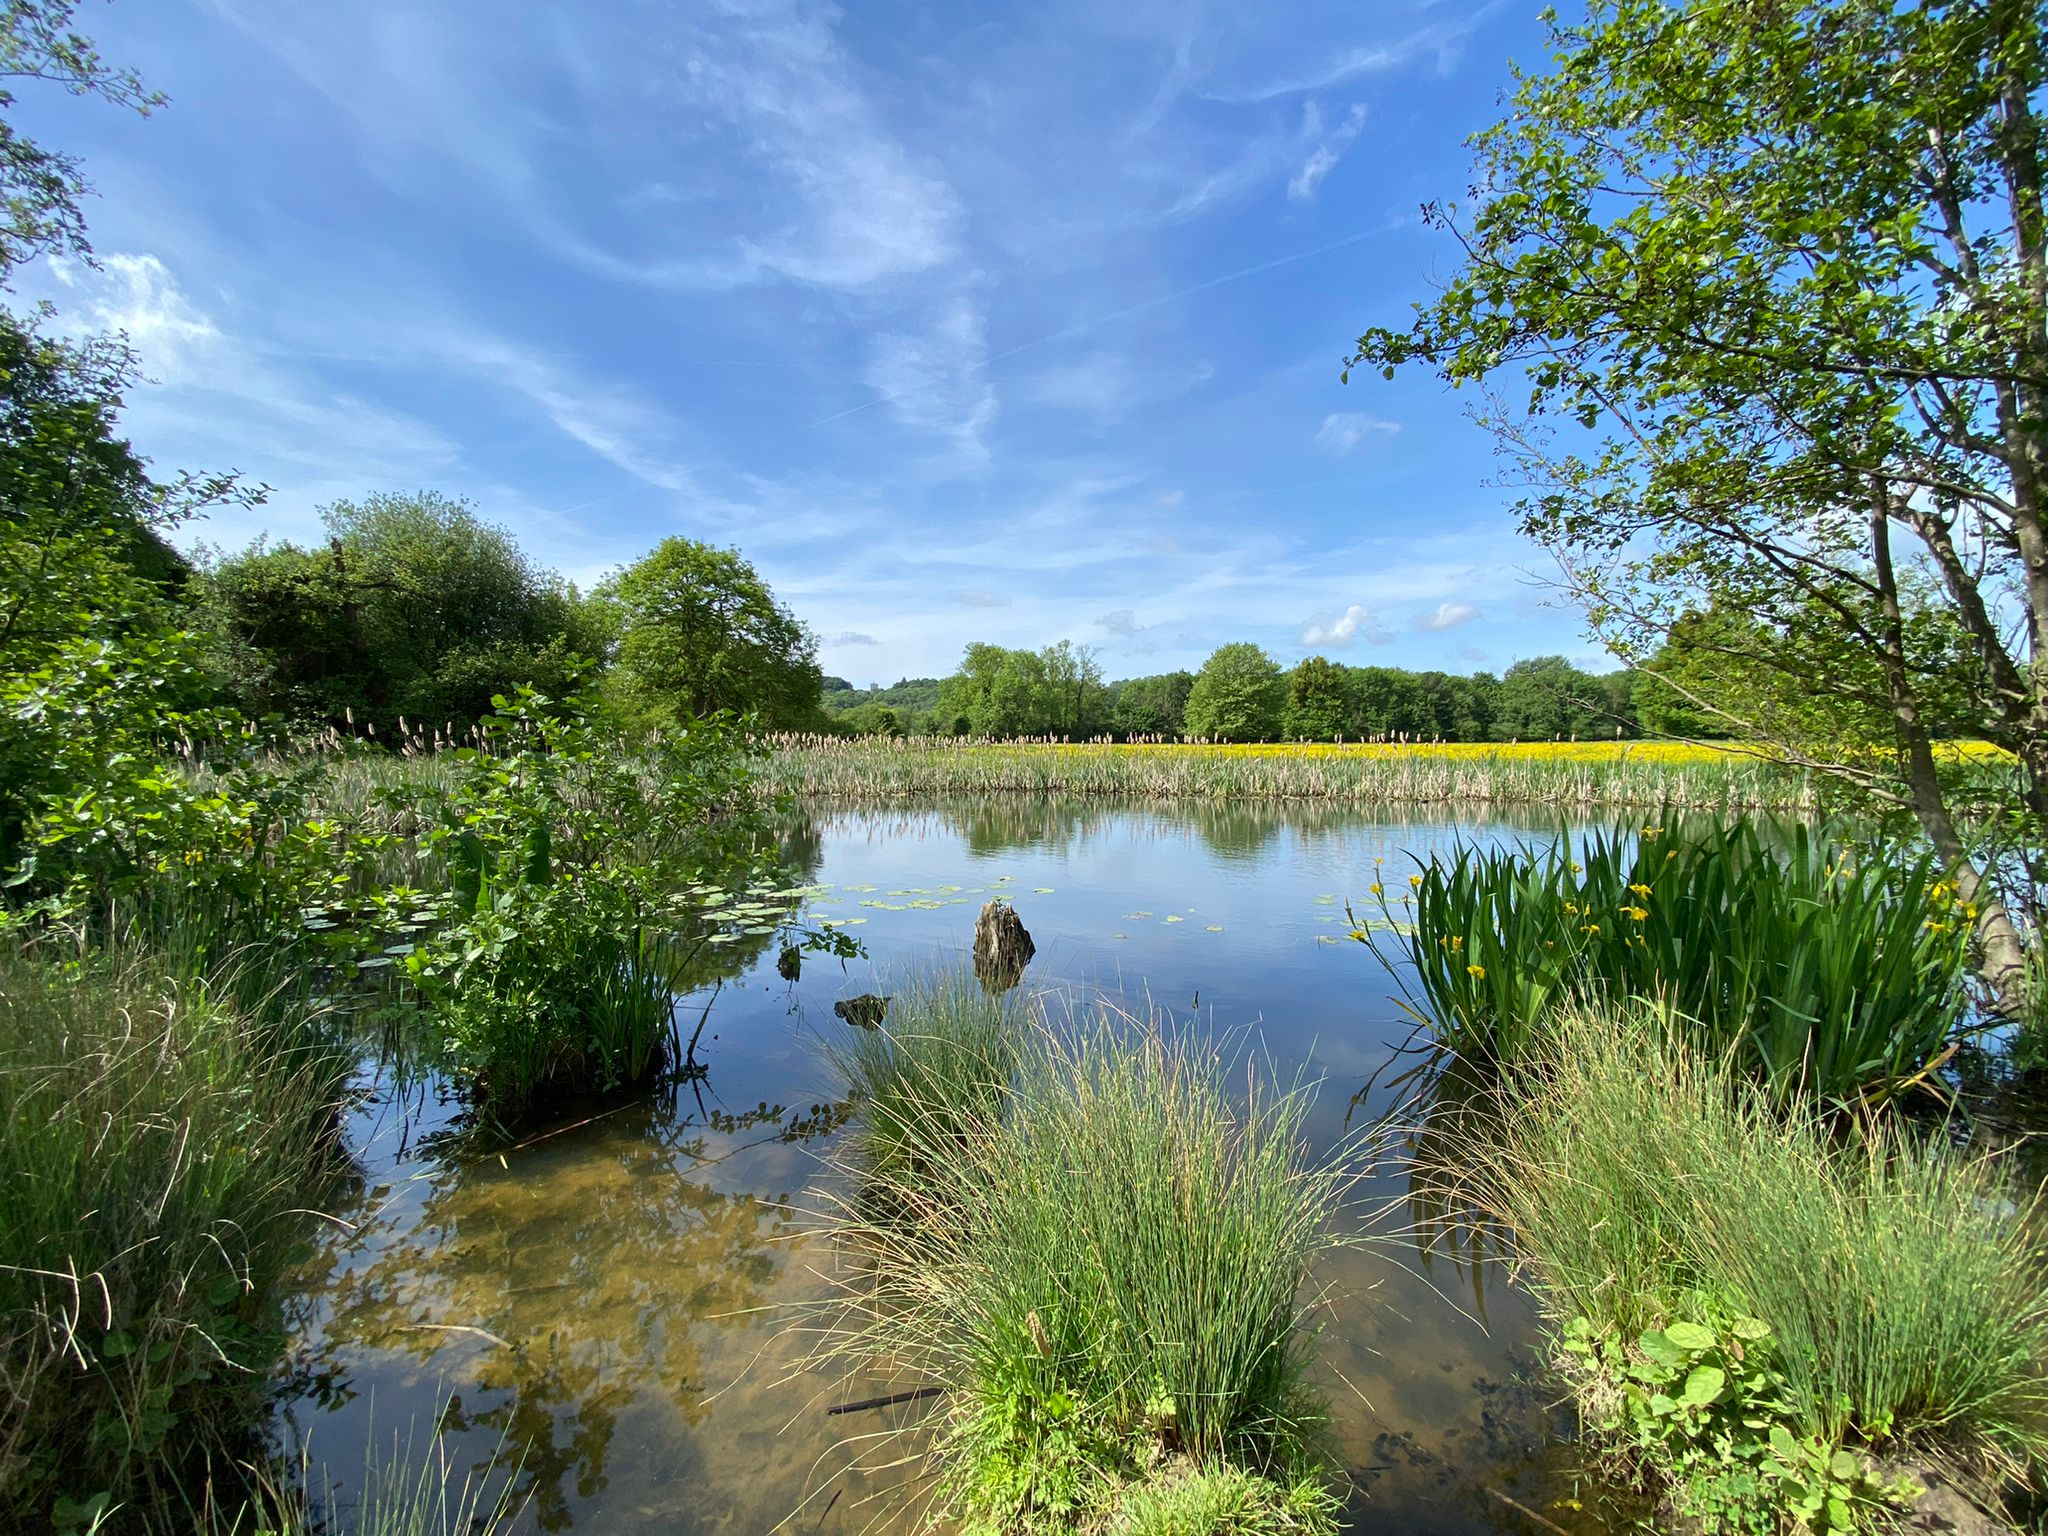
<box><xmin>282</xmin><ymin>798</ymin><xmax>1654</xmax><ymax>1534</ymax></box>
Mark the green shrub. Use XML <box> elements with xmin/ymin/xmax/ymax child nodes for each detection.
<box><xmin>0</xmin><ymin>942</ymin><xmax>345</xmax><ymax>1532</ymax></box>
<box><xmin>813</xmin><ymin>1000</ymin><xmax>1370</xmax><ymax>1534</ymax></box>
<box><xmin>388</xmin><ymin>686</ymin><xmax>850</xmax><ymax>1113</ymax></box>
<box><xmin>1354</xmin><ymin>819</ymin><xmax>1969</xmax><ymax>1102</ymax></box>
<box><xmin>1453</xmin><ymin>1006</ymin><xmax>2048</xmax><ymax>1530</ymax></box>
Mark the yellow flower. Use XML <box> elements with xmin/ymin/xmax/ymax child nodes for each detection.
<box><xmin>1564</xmin><ymin>900</ymin><xmax>1580</xmax><ymax>916</ymax></box>
<box><xmin>1570</xmin><ymin>861</ymin><xmax>1583</xmax><ymax>874</ymax></box>
<box><xmin>1964</xmin><ymin>903</ymin><xmax>1979</xmax><ymax>920</ymax></box>
<box><xmin>1642</xmin><ymin>826</ymin><xmax>1664</xmax><ymax>838</ymax></box>
<box><xmin>1665</xmin><ymin>850</ymin><xmax>1678</xmax><ymax>861</ymax></box>
<box><xmin>1409</xmin><ymin>874</ymin><xmax>1422</xmax><ymax>888</ymax></box>
<box><xmin>1580</xmin><ymin>923</ymin><xmax>1601</xmax><ymax>936</ymax></box>
<box><xmin>1369</xmin><ymin>883</ymin><xmax>1384</xmax><ymax>896</ymax></box>
<box><xmin>1449</xmin><ymin>935</ymin><xmax>1464</xmax><ymax>951</ymax></box>
<box><xmin>1466</xmin><ymin>964</ymin><xmax>1486</xmax><ymax>980</ymax></box>
<box><xmin>1620</xmin><ymin>905</ymin><xmax>1649</xmax><ymax>922</ymax></box>
<box><xmin>1628</xmin><ymin>883</ymin><xmax>1652</xmax><ymax>898</ymax></box>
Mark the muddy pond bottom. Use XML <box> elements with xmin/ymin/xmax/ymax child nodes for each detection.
<box><xmin>282</xmin><ymin>797</ymin><xmax>1653</xmax><ymax>1535</ymax></box>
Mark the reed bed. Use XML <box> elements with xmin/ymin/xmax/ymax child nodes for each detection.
<box><xmin>763</xmin><ymin>736</ymin><xmax>1816</xmax><ymax>812</ymax></box>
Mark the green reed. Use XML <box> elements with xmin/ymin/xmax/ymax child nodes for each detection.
<box><xmin>1356</xmin><ymin>819</ymin><xmax>1970</xmax><ymax>1103</ymax></box>
<box><xmin>810</xmin><ymin>993</ymin><xmax>1371</xmax><ymax>1534</ymax></box>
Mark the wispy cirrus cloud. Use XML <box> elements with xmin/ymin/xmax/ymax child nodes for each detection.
<box><xmin>1288</xmin><ymin>103</ymin><xmax>1368</xmax><ymax>201</ymax></box>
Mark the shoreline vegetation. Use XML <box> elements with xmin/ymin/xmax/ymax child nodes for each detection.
<box><xmin>765</xmin><ymin>735</ymin><xmax>1823</xmax><ymax>811</ymax></box>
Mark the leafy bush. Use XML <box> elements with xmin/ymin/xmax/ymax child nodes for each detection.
<box><xmin>1451</xmin><ymin>1006</ymin><xmax>2048</xmax><ymax>1530</ymax></box>
<box><xmin>1354</xmin><ymin>819</ymin><xmax>1969</xmax><ymax>1102</ymax></box>
<box><xmin>813</xmin><ymin>1000</ymin><xmax>1372</xmax><ymax>1534</ymax></box>
<box><xmin>0</xmin><ymin>942</ymin><xmax>345</xmax><ymax>1533</ymax></box>
<box><xmin>388</xmin><ymin>686</ymin><xmax>848</xmax><ymax>1112</ymax></box>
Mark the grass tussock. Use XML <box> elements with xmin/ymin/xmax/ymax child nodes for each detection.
<box><xmin>765</xmin><ymin>737</ymin><xmax>1813</xmax><ymax>812</ymax></box>
<box><xmin>0</xmin><ymin>940</ymin><xmax>346</xmax><ymax>1532</ymax></box>
<box><xmin>1452</xmin><ymin>1004</ymin><xmax>2048</xmax><ymax>1530</ymax></box>
<box><xmin>812</xmin><ymin>986</ymin><xmax>1372</xmax><ymax>1534</ymax></box>
<box><xmin>824</xmin><ymin>976</ymin><xmax>1018</xmax><ymax>1207</ymax></box>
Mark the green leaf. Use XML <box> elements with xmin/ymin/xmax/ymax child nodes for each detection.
<box><xmin>1677</xmin><ymin>1364</ymin><xmax>1725</xmax><ymax>1407</ymax></box>
<box><xmin>1662</xmin><ymin>1319</ymin><xmax>1716</xmax><ymax>1352</ymax></box>
<box><xmin>1638</xmin><ymin>1328</ymin><xmax>1690</xmax><ymax>1368</ymax></box>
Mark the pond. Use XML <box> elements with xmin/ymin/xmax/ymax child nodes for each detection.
<box><xmin>281</xmin><ymin>797</ymin><xmax>1655</xmax><ymax>1535</ymax></box>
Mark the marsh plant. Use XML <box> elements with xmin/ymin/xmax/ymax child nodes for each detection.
<box><xmin>1355</xmin><ymin>819</ymin><xmax>1970</xmax><ymax>1103</ymax></box>
<box><xmin>812</xmin><ymin>989</ymin><xmax>1372</xmax><ymax>1534</ymax></box>
<box><xmin>1449</xmin><ymin>1006</ymin><xmax>2048</xmax><ymax>1532</ymax></box>
<box><xmin>381</xmin><ymin>685</ymin><xmax>852</xmax><ymax>1112</ymax></box>
<box><xmin>824</xmin><ymin>976</ymin><xmax>1018</xmax><ymax>1209</ymax></box>
<box><xmin>0</xmin><ymin>941</ymin><xmax>347</xmax><ymax>1533</ymax></box>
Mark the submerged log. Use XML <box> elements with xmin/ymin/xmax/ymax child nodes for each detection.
<box><xmin>973</xmin><ymin>900</ymin><xmax>1035</xmax><ymax>993</ymax></box>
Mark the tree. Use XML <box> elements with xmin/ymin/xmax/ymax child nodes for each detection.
<box><xmin>201</xmin><ymin>492</ymin><xmax>598</xmax><ymax>734</ymax></box>
<box><xmin>1493</xmin><ymin>657</ymin><xmax>1628</xmax><ymax>742</ymax></box>
<box><xmin>1350</xmin><ymin>0</ymin><xmax>2048</xmax><ymax>992</ymax></box>
<box><xmin>597</xmin><ymin>538</ymin><xmax>821</xmax><ymax>730</ymax></box>
<box><xmin>1184</xmin><ymin>643</ymin><xmax>1285</xmax><ymax>742</ymax></box>
<box><xmin>1284</xmin><ymin>656</ymin><xmax>1349</xmax><ymax>740</ymax></box>
<box><xmin>0</xmin><ymin>1</ymin><xmax>161</xmax><ymax>280</ymax></box>
<box><xmin>1040</xmin><ymin>639</ymin><xmax>1107</xmax><ymax>737</ymax></box>
<box><xmin>1110</xmin><ymin>671</ymin><xmax>1194</xmax><ymax>738</ymax></box>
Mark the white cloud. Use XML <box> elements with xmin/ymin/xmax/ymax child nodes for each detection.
<box><xmin>1315</xmin><ymin>412</ymin><xmax>1401</xmax><ymax>454</ymax></box>
<box><xmin>1288</xmin><ymin>104</ymin><xmax>1367</xmax><ymax>202</ymax></box>
<box><xmin>1418</xmin><ymin>601</ymin><xmax>1479</xmax><ymax>631</ymax></box>
<box><xmin>864</xmin><ymin>293</ymin><xmax>997</xmax><ymax>458</ymax></box>
<box><xmin>1300</xmin><ymin>603</ymin><xmax>1388</xmax><ymax>647</ymax></box>
<box><xmin>51</xmin><ymin>255</ymin><xmax>220</xmax><ymax>377</ymax></box>
<box><xmin>436</xmin><ymin>334</ymin><xmax>712</xmax><ymax>498</ymax></box>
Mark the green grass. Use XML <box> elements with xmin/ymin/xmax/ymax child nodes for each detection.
<box><xmin>1450</xmin><ymin>1005</ymin><xmax>2048</xmax><ymax>1527</ymax></box>
<box><xmin>0</xmin><ymin>939</ymin><xmax>348</xmax><ymax>1533</ymax></box>
<box><xmin>1356</xmin><ymin>819</ymin><xmax>1970</xmax><ymax>1103</ymax></box>
<box><xmin>824</xmin><ymin>974</ymin><xmax>1018</xmax><ymax>1209</ymax></box>
<box><xmin>812</xmin><ymin>991</ymin><xmax>1372</xmax><ymax>1534</ymax></box>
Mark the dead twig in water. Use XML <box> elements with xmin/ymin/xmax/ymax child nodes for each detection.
<box><xmin>824</xmin><ymin>1385</ymin><xmax>942</xmax><ymax>1416</ymax></box>
<box><xmin>1484</xmin><ymin>1485</ymin><xmax>1571</xmax><ymax>1536</ymax></box>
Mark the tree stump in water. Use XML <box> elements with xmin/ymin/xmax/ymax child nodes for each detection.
<box><xmin>973</xmin><ymin>901</ymin><xmax>1035</xmax><ymax>993</ymax></box>
<box><xmin>833</xmin><ymin>994</ymin><xmax>891</xmax><ymax>1029</ymax></box>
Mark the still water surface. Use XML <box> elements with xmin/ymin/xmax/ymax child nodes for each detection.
<box><xmin>284</xmin><ymin>798</ymin><xmax>1645</xmax><ymax>1535</ymax></box>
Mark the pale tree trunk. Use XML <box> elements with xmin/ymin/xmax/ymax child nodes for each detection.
<box><xmin>1871</xmin><ymin>500</ymin><xmax>2030</xmax><ymax>1003</ymax></box>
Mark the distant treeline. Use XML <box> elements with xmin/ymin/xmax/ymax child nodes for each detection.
<box><xmin>124</xmin><ymin>489</ymin><xmax>1684</xmax><ymax>747</ymax></box>
<box><xmin>826</xmin><ymin>641</ymin><xmax>1663</xmax><ymax>743</ymax></box>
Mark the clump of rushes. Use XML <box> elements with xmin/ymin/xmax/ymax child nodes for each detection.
<box><xmin>1353</xmin><ymin>818</ymin><xmax>1969</xmax><ymax>1104</ymax></box>
<box><xmin>1451</xmin><ymin>1005</ymin><xmax>2048</xmax><ymax>1532</ymax></box>
<box><xmin>813</xmin><ymin>995</ymin><xmax>1370</xmax><ymax>1534</ymax></box>
<box><xmin>0</xmin><ymin>940</ymin><xmax>346</xmax><ymax>1533</ymax></box>
<box><xmin>825</xmin><ymin>976</ymin><xmax>1018</xmax><ymax>1210</ymax></box>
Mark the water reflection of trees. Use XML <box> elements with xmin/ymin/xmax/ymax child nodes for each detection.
<box><xmin>803</xmin><ymin>795</ymin><xmax>1569</xmax><ymax>864</ymax></box>
<box><xmin>301</xmin><ymin>1095</ymin><xmax>845</xmax><ymax>1531</ymax></box>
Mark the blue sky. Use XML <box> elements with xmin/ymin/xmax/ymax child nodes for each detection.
<box><xmin>13</xmin><ymin>0</ymin><xmax>1607</xmax><ymax>685</ymax></box>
